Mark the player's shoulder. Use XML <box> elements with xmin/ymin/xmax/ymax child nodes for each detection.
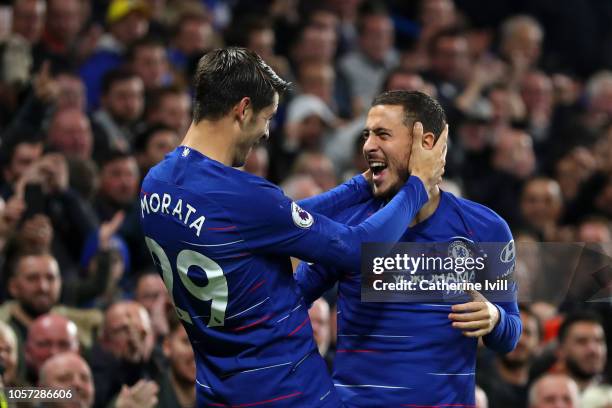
<box><xmin>444</xmin><ymin>192</ymin><xmax>512</xmax><ymax>241</ymax></box>
<box><xmin>143</xmin><ymin>146</ymin><xmax>281</xmax><ymax>197</ymax></box>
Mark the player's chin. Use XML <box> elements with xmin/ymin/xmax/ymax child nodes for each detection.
<box><xmin>372</xmin><ymin>178</ymin><xmax>401</xmax><ymax>199</ymax></box>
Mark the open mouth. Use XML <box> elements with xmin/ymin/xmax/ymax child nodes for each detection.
<box><xmin>369</xmin><ymin>160</ymin><xmax>388</xmax><ymax>183</ymax></box>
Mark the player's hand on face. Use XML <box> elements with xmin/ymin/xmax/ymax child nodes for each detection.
<box><xmin>448</xmin><ymin>290</ymin><xmax>500</xmax><ymax>338</ymax></box>
<box><xmin>409</xmin><ymin>122</ymin><xmax>448</xmax><ymax>198</ymax></box>
<box><xmin>361</xmin><ymin>169</ymin><xmax>373</xmax><ymax>186</ymax></box>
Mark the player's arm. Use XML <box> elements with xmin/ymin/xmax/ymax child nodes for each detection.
<box><xmin>294</xmin><ymin>261</ymin><xmax>340</xmax><ymax>305</ymax></box>
<box><xmin>227</xmin><ymin>123</ymin><xmax>448</xmax><ymax>272</ymax></box>
<box><xmin>296</xmin><ymin>171</ymin><xmax>373</xmax><ymax>218</ymax></box>
<box><xmin>448</xmin><ymin>222</ymin><xmax>521</xmax><ymax>354</ymax></box>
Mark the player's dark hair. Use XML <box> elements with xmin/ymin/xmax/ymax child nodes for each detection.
<box><xmin>192</xmin><ymin>47</ymin><xmax>289</xmax><ymax>123</ymax></box>
<box><xmin>371</xmin><ymin>90</ymin><xmax>446</xmax><ymax>141</ymax></box>
<box><xmin>558</xmin><ymin>310</ymin><xmax>603</xmax><ymax>344</ymax></box>
<box><xmin>101</xmin><ymin>68</ymin><xmax>140</xmax><ymax>96</ymax></box>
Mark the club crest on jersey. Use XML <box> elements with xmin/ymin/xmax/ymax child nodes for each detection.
<box><xmin>500</xmin><ymin>240</ymin><xmax>515</xmax><ymax>263</ymax></box>
<box><xmin>448</xmin><ymin>239</ymin><xmax>473</xmax><ymax>259</ymax></box>
<box><xmin>291</xmin><ymin>202</ymin><xmax>314</xmax><ymax>229</ymax></box>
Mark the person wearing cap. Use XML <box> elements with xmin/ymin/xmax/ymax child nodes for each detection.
<box><xmin>270</xmin><ymin>94</ymin><xmax>339</xmax><ymax>180</ymax></box>
<box><xmin>80</xmin><ymin>0</ymin><xmax>151</xmax><ymax>111</ymax></box>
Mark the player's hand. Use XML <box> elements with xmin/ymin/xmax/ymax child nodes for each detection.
<box><xmin>409</xmin><ymin>122</ymin><xmax>448</xmax><ymax>198</ymax></box>
<box><xmin>361</xmin><ymin>169</ymin><xmax>373</xmax><ymax>186</ymax></box>
<box><xmin>448</xmin><ymin>290</ymin><xmax>500</xmax><ymax>338</ymax></box>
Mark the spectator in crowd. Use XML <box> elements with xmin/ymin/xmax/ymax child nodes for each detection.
<box><xmin>272</xmin><ymin>94</ymin><xmax>337</xmax><ymax>180</ymax></box>
<box><xmin>280</xmin><ymin>174</ymin><xmax>323</xmax><ymax>200</ymax></box>
<box><xmin>478</xmin><ymin>128</ymin><xmax>536</xmax><ymax>226</ymax></box>
<box><xmin>35</xmin><ymin>0</ymin><xmax>85</xmax><ymax>70</ymax></box>
<box><xmin>242</xmin><ymin>145</ymin><xmax>270</xmax><ymax>179</ymax></box>
<box><xmin>554</xmin><ymin>312</ymin><xmax>607</xmax><ymax>394</ymax></box>
<box><xmin>3</xmin><ymin>252</ymin><xmax>61</xmax><ymax>343</ymax></box>
<box><xmin>134</xmin><ymin>271</ymin><xmax>171</xmax><ymax>339</ymax></box>
<box><xmin>39</xmin><ymin>352</ymin><xmax>95</xmax><ymax>408</ymax></box>
<box><xmin>79</xmin><ymin>0</ymin><xmax>150</xmax><ymax>110</ymax></box>
<box><xmin>78</xmin><ymin>214</ymin><xmax>130</xmax><ymax>309</ymax></box>
<box><xmin>25</xmin><ymin>313</ymin><xmax>79</xmax><ymax>384</ymax></box>
<box><xmin>291</xmin><ymin>151</ymin><xmax>338</xmax><ymax>191</ymax></box>
<box><xmin>478</xmin><ymin>306</ymin><xmax>542</xmax><ymax>408</ymax></box>
<box><xmin>227</xmin><ymin>15</ymin><xmax>290</xmax><ymax>80</ymax></box>
<box><xmin>55</xmin><ymin>71</ymin><xmax>87</xmax><ymax>112</ymax></box>
<box><xmin>424</xmin><ymin>28</ymin><xmax>472</xmax><ymax>109</ymax></box>
<box><xmin>499</xmin><ymin>15</ymin><xmax>544</xmax><ymax>74</ymax></box>
<box><xmin>143</xmin><ymin>86</ymin><xmax>191</xmax><ymax>135</ymax></box>
<box><xmin>89</xmin><ymin>301</ymin><xmax>157</xmax><ymax>408</ymax></box>
<box><xmin>528</xmin><ymin>374</ymin><xmax>579</xmax><ymax>408</ymax></box>
<box><xmin>94</xmin><ymin>151</ymin><xmax>139</xmax><ymax>222</ymax></box>
<box><xmin>339</xmin><ymin>2</ymin><xmax>398</xmax><ymax>112</ymax></box>
<box><xmin>92</xmin><ymin>69</ymin><xmax>145</xmax><ymax>157</ymax></box>
<box><xmin>520</xmin><ymin>71</ymin><xmax>554</xmax><ymax>145</ymax></box>
<box><xmin>132</xmin><ymin>124</ymin><xmax>179</xmax><ymax>181</ymax></box>
<box><xmin>9</xmin><ymin>152</ymin><xmax>98</xmax><ymax>269</ymax></box>
<box><xmin>0</xmin><ymin>133</ymin><xmax>44</xmax><ymax>199</ymax></box>
<box><xmin>555</xmin><ymin>147</ymin><xmax>597</xmax><ymax>202</ymax></box>
<box><xmin>158</xmin><ymin>314</ymin><xmax>196</xmax><ymax>407</ymax></box>
<box><xmin>308</xmin><ymin>298</ymin><xmax>332</xmax><ymax>367</ymax></box>
<box><xmin>296</xmin><ymin>62</ymin><xmax>337</xmax><ymax>112</ymax></box>
<box><xmin>520</xmin><ymin>177</ymin><xmax>563</xmax><ymax>241</ymax></box>
<box><xmin>46</xmin><ymin>109</ymin><xmax>93</xmax><ymax>161</ymax></box>
<box><xmin>168</xmin><ymin>10</ymin><xmax>214</xmax><ymax>72</ymax></box>
<box><xmin>127</xmin><ymin>37</ymin><xmax>171</xmax><ymax>92</ymax></box>
<box><xmin>577</xmin><ymin>217</ymin><xmax>612</xmax><ymax>244</ymax></box>
<box><xmin>10</xmin><ymin>0</ymin><xmax>46</xmax><ymax>46</ymax></box>
<box><xmin>0</xmin><ymin>321</ymin><xmax>18</xmax><ymax>387</ymax></box>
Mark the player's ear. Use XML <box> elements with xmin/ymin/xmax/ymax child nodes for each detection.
<box><xmin>422</xmin><ymin>131</ymin><xmax>435</xmax><ymax>150</ymax></box>
<box><xmin>235</xmin><ymin>97</ymin><xmax>251</xmax><ymax>122</ymax></box>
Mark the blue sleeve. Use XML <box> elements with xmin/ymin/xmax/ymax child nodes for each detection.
<box><xmin>222</xmin><ymin>176</ymin><xmax>428</xmax><ymax>272</ymax></box>
<box><xmin>294</xmin><ymin>262</ymin><xmax>341</xmax><ymax>305</ymax></box>
<box><xmin>481</xmin><ymin>218</ymin><xmax>521</xmax><ymax>354</ymax></box>
<box><xmin>297</xmin><ymin>174</ymin><xmax>372</xmax><ymax>218</ymax></box>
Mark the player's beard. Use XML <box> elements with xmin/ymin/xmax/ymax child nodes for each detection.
<box><xmin>374</xmin><ymin>151</ymin><xmax>411</xmax><ymax>200</ymax></box>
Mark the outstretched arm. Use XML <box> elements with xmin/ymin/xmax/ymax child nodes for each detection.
<box><xmin>297</xmin><ymin>171</ymin><xmax>373</xmax><ymax>218</ymax></box>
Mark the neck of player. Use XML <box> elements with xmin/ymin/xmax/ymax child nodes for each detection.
<box><xmin>182</xmin><ymin>120</ymin><xmax>238</xmax><ymax>166</ymax></box>
<box><xmin>410</xmin><ymin>186</ymin><xmax>441</xmax><ymax>227</ymax></box>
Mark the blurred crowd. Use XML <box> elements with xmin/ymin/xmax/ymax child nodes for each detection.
<box><xmin>0</xmin><ymin>0</ymin><xmax>611</xmax><ymax>407</ymax></box>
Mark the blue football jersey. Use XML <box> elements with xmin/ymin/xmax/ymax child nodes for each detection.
<box><xmin>295</xmin><ymin>191</ymin><xmax>522</xmax><ymax>407</ymax></box>
<box><xmin>140</xmin><ymin>146</ymin><xmax>428</xmax><ymax>407</ymax></box>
